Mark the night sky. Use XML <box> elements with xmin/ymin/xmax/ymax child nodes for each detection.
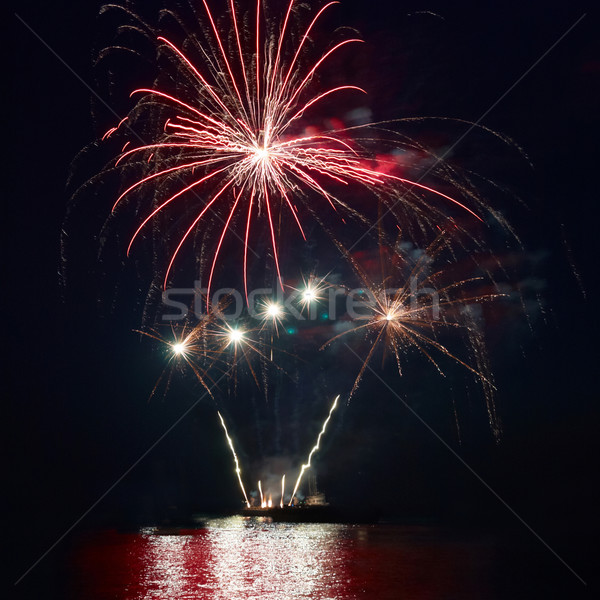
<box><xmin>7</xmin><ymin>0</ymin><xmax>599</xmax><ymax>597</ymax></box>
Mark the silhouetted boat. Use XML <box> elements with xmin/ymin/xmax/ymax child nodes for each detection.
<box><xmin>241</xmin><ymin>474</ymin><xmax>379</xmax><ymax>523</ymax></box>
<box><xmin>241</xmin><ymin>504</ymin><xmax>379</xmax><ymax>523</ymax></box>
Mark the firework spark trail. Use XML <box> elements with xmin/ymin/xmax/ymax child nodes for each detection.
<box><xmin>463</xmin><ymin>307</ymin><xmax>502</xmax><ymax>439</ymax></box>
<box><xmin>321</xmin><ymin>233</ymin><xmax>507</xmax><ymax>428</ymax></box>
<box><xmin>289</xmin><ymin>394</ymin><xmax>340</xmax><ymax>505</ymax></box>
<box><xmin>258</xmin><ymin>479</ymin><xmax>264</xmax><ymax>507</ymax></box>
<box><xmin>134</xmin><ymin>318</ymin><xmax>224</xmax><ymax>400</ymax></box>
<box><xmin>280</xmin><ymin>474</ymin><xmax>286</xmax><ymax>508</ymax></box>
<box><xmin>217</xmin><ymin>411</ymin><xmax>250</xmax><ymax>507</ymax></box>
<box><xmin>133</xmin><ymin>291</ymin><xmax>283</xmax><ymax>397</ymax></box>
<box><xmin>107</xmin><ymin>0</ymin><xmax>482</xmax><ymax>298</ymax></box>
<box><xmin>212</xmin><ymin>319</ymin><xmax>288</xmax><ymax>391</ymax></box>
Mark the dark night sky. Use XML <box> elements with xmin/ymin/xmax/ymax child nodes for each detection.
<box><xmin>6</xmin><ymin>0</ymin><xmax>600</xmax><ymax>596</ymax></box>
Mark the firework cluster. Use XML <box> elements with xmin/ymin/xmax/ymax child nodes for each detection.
<box><xmin>75</xmin><ymin>0</ymin><xmax>523</xmax><ymax>503</ymax></box>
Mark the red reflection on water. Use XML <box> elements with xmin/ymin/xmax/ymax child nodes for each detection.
<box><xmin>69</xmin><ymin>518</ymin><xmax>493</xmax><ymax>599</ymax></box>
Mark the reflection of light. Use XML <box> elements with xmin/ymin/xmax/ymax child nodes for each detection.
<box><xmin>73</xmin><ymin>520</ymin><xmax>496</xmax><ymax>598</ymax></box>
<box><xmin>205</xmin><ymin>517</ymin><xmax>346</xmax><ymax>598</ymax></box>
<box><xmin>143</xmin><ymin>535</ymin><xmax>190</xmax><ymax>598</ymax></box>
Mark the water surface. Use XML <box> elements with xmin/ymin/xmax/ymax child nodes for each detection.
<box><xmin>66</xmin><ymin>516</ymin><xmax>580</xmax><ymax>599</ymax></box>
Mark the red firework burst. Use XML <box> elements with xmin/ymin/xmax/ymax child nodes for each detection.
<box><xmin>106</xmin><ymin>0</ymin><xmax>481</xmax><ymax>301</ymax></box>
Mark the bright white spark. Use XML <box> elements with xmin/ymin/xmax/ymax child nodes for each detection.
<box><xmin>265</xmin><ymin>301</ymin><xmax>283</xmax><ymax>318</ymax></box>
<box><xmin>303</xmin><ymin>288</ymin><xmax>316</xmax><ymax>302</ymax></box>
<box><xmin>228</xmin><ymin>328</ymin><xmax>244</xmax><ymax>345</ymax></box>
<box><xmin>172</xmin><ymin>342</ymin><xmax>187</xmax><ymax>355</ymax></box>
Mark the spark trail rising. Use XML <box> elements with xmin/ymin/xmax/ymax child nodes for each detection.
<box><xmin>217</xmin><ymin>411</ymin><xmax>250</xmax><ymax>507</ymax></box>
<box><xmin>107</xmin><ymin>0</ymin><xmax>482</xmax><ymax>299</ymax></box>
<box><xmin>289</xmin><ymin>394</ymin><xmax>340</xmax><ymax>504</ymax></box>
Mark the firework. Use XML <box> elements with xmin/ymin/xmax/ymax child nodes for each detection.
<box><xmin>82</xmin><ymin>0</ymin><xmax>523</xmax><ymax>512</ymax></box>
<box><xmin>137</xmin><ymin>292</ymin><xmax>284</xmax><ymax>399</ymax></box>
<box><xmin>135</xmin><ymin>316</ymin><xmax>223</xmax><ymax>399</ymax></box>
<box><xmin>322</xmin><ymin>232</ymin><xmax>506</xmax><ymax>437</ymax></box>
<box><xmin>258</xmin><ymin>479</ymin><xmax>264</xmax><ymax>507</ymax></box>
<box><xmin>289</xmin><ymin>394</ymin><xmax>339</xmax><ymax>505</ymax></box>
<box><xmin>106</xmin><ymin>0</ymin><xmax>483</xmax><ymax>301</ymax></box>
<box><xmin>292</xmin><ymin>274</ymin><xmax>332</xmax><ymax>315</ymax></box>
<box><xmin>218</xmin><ymin>411</ymin><xmax>251</xmax><ymax>507</ymax></box>
<box><xmin>257</xmin><ymin>299</ymin><xmax>286</xmax><ymax>333</ymax></box>
<box><xmin>212</xmin><ymin>317</ymin><xmax>284</xmax><ymax>390</ymax></box>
